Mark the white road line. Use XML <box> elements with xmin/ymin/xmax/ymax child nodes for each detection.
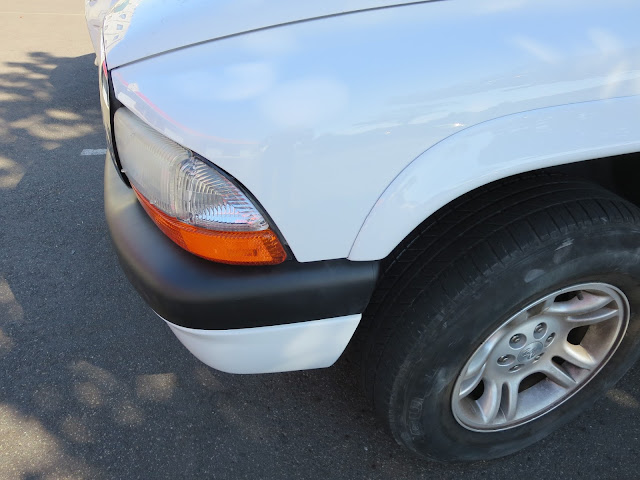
<box><xmin>81</xmin><ymin>149</ymin><xmax>107</xmax><ymax>156</ymax></box>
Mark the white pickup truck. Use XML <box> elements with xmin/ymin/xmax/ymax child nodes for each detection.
<box><xmin>93</xmin><ymin>0</ymin><xmax>640</xmax><ymax>462</ymax></box>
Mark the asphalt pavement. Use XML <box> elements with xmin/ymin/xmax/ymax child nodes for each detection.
<box><xmin>1</xmin><ymin>2</ymin><xmax>640</xmax><ymax>479</ymax></box>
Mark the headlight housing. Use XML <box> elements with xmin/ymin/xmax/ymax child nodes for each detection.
<box><xmin>114</xmin><ymin>108</ymin><xmax>287</xmax><ymax>265</ymax></box>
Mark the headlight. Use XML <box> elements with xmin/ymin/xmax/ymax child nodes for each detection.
<box><xmin>114</xmin><ymin>108</ymin><xmax>287</xmax><ymax>265</ymax></box>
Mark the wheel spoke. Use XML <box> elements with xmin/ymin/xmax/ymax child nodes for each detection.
<box><xmin>558</xmin><ymin>342</ymin><xmax>597</xmax><ymax>370</ymax></box>
<box><xmin>566</xmin><ymin>307</ymin><xmax>618</xmax><ymax>327</ymax></box>
<box><xmin>501</xmin><ymin>379</ymin><xmax>520</xmax><ymax>422</ymax></box>
<box><xmin>541</xmin><ymin>362</ymin><xmax>577</xmax><ymax>389</ymax></box>
<box><xmin>536</xmin><ymin>296</ymin><xmax>558</xmax><ymax>315</ymax></box>
<box><xmin>459</xmin><ymin>334</ymin><xmax>501</xmax><ymax>397</ymax></box>
<box><xmin>459</xmin><ymin>362</ymin><xmax>486</xmax><ymax>398</ymax></box>
<box><xmin>546</xmin><ymin>291</ymin><xmax>612</xmax><ymax>316</ymax></box>
<box><xmin>477</xmin><ymin>379</ymin><xmax>501</xmax><ymax>424</ymax></box>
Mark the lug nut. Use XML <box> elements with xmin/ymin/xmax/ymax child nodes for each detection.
<box><xmin>497</xmin><ymin>354</ymin><xmax>515</xmax><ymax>366</ymax></box>
<box><xmin>509</xmin><ymin>364</ymin><xmax>523</xmax><ymax>372</ymax></box>
<box><xmin>509</xmin><ymin>334</ymin><xmax>526</xmax><ymax>348</ymax></box>
<box><xmin>533</xmin><ymin>353</ymin><xmax>543</xmax><ymax>362</ymax></box>
<box><xmin>533</xmin><ymin>322</ymin><xmax>548</xmax><ymax>339</ymax></box>
<box><xmin>546</xmin><ymin>333</ymin><xmax>556</xmax><ymax>345</ymax></box>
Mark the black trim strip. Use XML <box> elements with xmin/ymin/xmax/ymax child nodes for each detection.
<box><xmin>104</xmin><ymin>68</ymin><xmax>128</xmax><ymax>186</ymax></box>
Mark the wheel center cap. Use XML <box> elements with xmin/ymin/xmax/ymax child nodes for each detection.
<box><xmin>517</xmin><ymin>341</ymin><xmax>544</xmax><ymax>363</ymax></box>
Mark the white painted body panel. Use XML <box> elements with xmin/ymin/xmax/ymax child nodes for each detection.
<box><xmin>350</xmin><ymin>96</ymin><xmax>640</xmax><ymax>259</ymax></box>
<box><xmin>108</xmin><ymin>0</ymin><xmax>640</xmax><ymax>262</ymax></box>
<box><xmin>164</xmin><ymin>314</ymin><xmax>361</xmax><ymax>374</ymax></box>
<box><xmin>102</xmin><ymin>0</ymin><xmax>424</xmax><ymax>68</ymax></box>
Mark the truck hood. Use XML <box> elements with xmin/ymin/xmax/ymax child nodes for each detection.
<box><xmin>103</xmin><ymin>0</ymin><xmax>423</xmax><ymax>68</ymax></box>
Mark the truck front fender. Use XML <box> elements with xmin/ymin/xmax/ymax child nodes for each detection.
<box><xmin>349</xmin><ymin>96</ymin><xmax>640</xmax><ymax>261</ymax></box>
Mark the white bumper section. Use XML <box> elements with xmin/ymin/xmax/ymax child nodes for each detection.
<box><xmin>162</xmin><ymin>314</ymin><xmax>362</xmax><ymax>374</ymax></box>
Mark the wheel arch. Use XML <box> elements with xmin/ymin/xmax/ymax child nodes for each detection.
<box><xmin>348</xmin><ymin>95</ymin><xmax>640</xmax><ymax>261</ymax></box>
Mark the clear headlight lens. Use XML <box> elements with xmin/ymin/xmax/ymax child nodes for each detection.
<box><xmin>115</xmin><ymin>108</ymin><xmax>267</xmax><ymax>232</ymax></box>
<box><xmin>113</xmin><ymin>107</ymin><xmax>286</xmax><ymax>265</ymax></box>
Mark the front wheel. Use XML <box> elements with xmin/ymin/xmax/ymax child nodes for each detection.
<box><xmin>451</xmin><ymin>281</ymin><xmax>628</xmax><ymax>432</ymax></box>
<box><xmin>361</xmin><ymin>174</ymin><xmax>640</xmax><ymax>461</ymax></box>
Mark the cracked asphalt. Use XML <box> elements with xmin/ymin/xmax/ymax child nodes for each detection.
<box><xmin>1</xmin><ymin>1</ymin><xmax>639</xmax><ymax>479</ymax></box>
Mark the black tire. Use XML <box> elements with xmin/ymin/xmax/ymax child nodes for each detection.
<box><xmin>360</xmin><ymin>173</ymin><xmax>640</xmax><ymax>462</ymax></box>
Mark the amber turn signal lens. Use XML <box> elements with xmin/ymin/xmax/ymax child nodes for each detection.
<box><xmin>133</xmin><ymin>187</ymin><xmax>287</xmax><ymax>265</ymax></box>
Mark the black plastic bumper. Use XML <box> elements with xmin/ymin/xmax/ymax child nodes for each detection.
<box><xmin>104</xmin><ymin>157</ymin><xmax>380</xmax><ymax>330</ymax></box>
